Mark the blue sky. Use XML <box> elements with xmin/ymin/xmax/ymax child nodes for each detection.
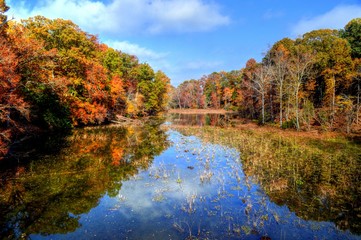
<box><xmin>7</xmin><ymin>0</ymin><xmax>361</xmax><ymax>86</ymax></box>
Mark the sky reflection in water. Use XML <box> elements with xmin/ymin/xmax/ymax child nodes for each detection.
<box><xmin>30</xmin><ymin>128</ymin><xmax>360</xmax><ymax>240</ymax></box>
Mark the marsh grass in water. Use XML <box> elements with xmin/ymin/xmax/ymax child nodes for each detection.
<box><xmin>171</xmin><ymin>124</ymin><xmax>361</xmax><ymax>235</ymax></box>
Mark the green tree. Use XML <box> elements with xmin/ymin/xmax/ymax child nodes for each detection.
<box><xmin>341</xmin><ymin>18</ymin><xmax>361</xmax><ymax>59</ymax></box>
<box><xmin>154</xmin><ymin>70</ymin><xmax>171</xmax><ymax>112</ymax></box>
<box><xmin>134</xmin><ymin>63</ymin><xmax>156</xmax><ymax>115</ymax></box>
<box><xmin>302</xmin><ymin>29</ymin><xmax>353</xmax><ymax>127</ymax></box>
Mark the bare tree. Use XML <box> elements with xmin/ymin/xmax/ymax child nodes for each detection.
<box><xmin>248</xmin><ymin>61</ymin><xmax>273</xmax><ymax>124</ymax></box>
<box><xmin>288</xmin><ymin>45</ymin><xmax>315</xmax><ymax>130</ymax></box>
<box><xmin>270</xmin><ymin>45</ymin><xmax>289</xmax><ymax>127</ymax></box>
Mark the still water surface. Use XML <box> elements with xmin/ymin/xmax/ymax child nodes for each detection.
<box><xmin>0</xmin><ymin>115</ymin><xmax>360</xmax><ymax>239</ymax></box>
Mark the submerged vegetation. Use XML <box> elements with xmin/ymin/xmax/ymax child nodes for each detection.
<box><xmin>171</xmin><ymin>121</ymin><xmax>361</xmax><ymax>235</ymax></box>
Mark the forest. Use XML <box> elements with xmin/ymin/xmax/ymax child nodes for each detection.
<box><xmin>170</xmin><ymin>18</ymin><xmax>361</xmax><ymax>133</ymax></box>
<box><xmin>0</xmin><ymin>1</ymin><xmax>170</xmax><ymax>159</ymax></box>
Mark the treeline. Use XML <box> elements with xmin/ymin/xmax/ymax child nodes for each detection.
<box><xmin>0</xmin><ymin>2</ymin><xmax>170</xmax><ymax>158</ymax></box>
<box><xmin>171</xmin><ymin>18</ymin><xmax>361</xmax><ymax>133</ymax></box>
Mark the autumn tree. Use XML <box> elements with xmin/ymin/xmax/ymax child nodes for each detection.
<box><xmin>341</xmin><ymin>18</ymin><xmax>361</xmax><ymax>128</ymax></box>
<box><xmin>203</xmin><ymin>72</ymin><xmax>223</xmax><ymax>109</ymax></box>
<box><xmin>241</xmin><ymin>59</ymin><xmax>259</xmax><ymax>118</ymax></box>
<box><xmin>219</xmin><ymin>70</ymin><xmax>242</xmax><ymax>110</ymax></box>
<box><xmin>323</xmin><ymin>38</ymin><xmax>353</xmax><ymax>126</ymax></box>
<box><xmin>18</xmin><ymin>17</ymin><xmax>112</xmax><ymax>125</ymax></box>
<box><xmin>0</xmin><ymin>38</ymin><xmax>28</xmax><ymax>157</ymax></box>
<box><xmin>154</xmin><ymin>70</ymin><xmax>171</xmax><ymax>112</ymax></box>
<box><xmin>171</xmin><ymin>80</ymin><xmax>203</xmax><ymax>109</ymax></box>
<box><xmin>288</xmin><ymin>43</ymin><xmax>315</xmax><ymax>130</ymax></box>
<box><xmin>301</xmin><ymin>29</ymin><xmax>353</xmax><ymax>128</ymax></box>
<box><xmin>0</xmin><ymin>0</ymin><xmax>9</xmax><ymax>34</ymax></box>
<box><xmin>245</xmin><ymin>59</ymin><xmax>273</xmax><ymax>124</ymax></box>
<box><xmin>353</xmin><ymin>59</ymin><xmax>361</xmax><ymax>125</ymax></box>
<box><xmin>268</xmin><ymin>42</ymin><xmax>290</xmax><ymax>127</ymax></box>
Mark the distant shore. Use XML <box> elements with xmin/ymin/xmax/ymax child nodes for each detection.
<box><xmin>167</xmin><ymin>108</ymin><xmax>235</xmax><ymax>114</ymax></box>
<box><xmin>167</xmin><ymin>108</ymin><xmax>361</xmax><ymax>141</ymax></box>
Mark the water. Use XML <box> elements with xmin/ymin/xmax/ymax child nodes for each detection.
<box><xmin>0</xmin><ymin>115</ymin><xmax>360</xmax><ymax>239</ymax></box>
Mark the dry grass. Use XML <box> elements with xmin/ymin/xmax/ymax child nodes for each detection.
<box><xmin>230</xmin><ymin>120</ymin><xmax>341</xmax><ymax>142</ymax></box>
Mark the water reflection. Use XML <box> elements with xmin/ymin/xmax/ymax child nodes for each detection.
<box><xmin>0</xmin><ymin>120</ymin><xmax>169</xmax><ymax>239</ymax></box>
<box><xmin>169</xmin><ymin>113</ymin><xmax>237</xmax><ymax>126</ymax></box>
<box><xmin>0</xmin><ymin>115</ymin><xmax>360</xmax><ymax>239</ymax></box>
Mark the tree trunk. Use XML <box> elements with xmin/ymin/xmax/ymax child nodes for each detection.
<box><xmin>270</xmin><ymin>94</ymin><xmax>274</xmax><ymax>121</ymax></box>
<box><xmin>286</xmin><ymin>96</ymin><xmax>290</xmax><ymax>122</ymax></box>
<box><xmin>295</xmin><ymin>87</ymin><xmax>300</xmax><ymax>130</ymax></box>
<box><xmin>279</xmin><ymin>83</ymin><xmax>283</xmax><ymax>127</ymax></box>
<box><xmin>357</xmin><ymin>80</ymin><xmax>360</xmax><ymax>125</ymax></box>
<box><xmin>261</xmin><ymin>92</ymin><xmax>265</xmax><ymax>124</ymax></box>
<box><xmin>331</xmin><ymin>75</ymin><xmax>336</xmax><ymax>128</ymax></box>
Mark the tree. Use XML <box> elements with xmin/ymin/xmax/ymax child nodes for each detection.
<box><xmin>301</xmin><ymin>29</ymin><xmax>340</xmax><ymax>106</ymax></box>
<box><xmin>0</xmin><ymin>0</ymin><xmax>10</xmax><ymax>33</ymax></box>
<box><xmin>171</xmin><ymin>80</ymin><xmax>204</xmax><ymax>109</ymax></box>
<box><xmin>154</xmin><ymin>70</ymin><xmax>171</xmax><ymax>112</ymax></box>
<box><xmin>322</xmin><ymin>38</ymin><xmax>353</xmax><ymax>126</ymax></box>
<box><xmin>302</xmin><ymin>29</ymin><xmax>353</xmax><ymax>127</ymax></box>
<box><xmin>242</xmin><ymin>59</ymin><xmax>258</xmax><ymax>118</ymax></box>
<box><xmin>353</xmin><ymin>59</ymin><xmax>361</xmax><ymax>125</ymax></box>
<box><xmin>245</xmin><ymin>59</ymin><xmax>273</xmax><ymax>124</ymax></box>
<box><xmin>0</xmin><ymin>1</ymin><xmax>32</xmax><ymax>158</ymax></box>
<box><xmin>288</xmin><ymin>44</ymin><xmax>315</xmax><ymax>130</ymax></box>
<box><xmin>18</xmin><ymin>16</ymin><xmax>113</xmax><ymax>126</ymax></box>
<box><xmin>269</xmin><ymin>43</ymin><xmax>290</xmax><ymax>127</ymax></box>
<box><xmin>0</xmin><ymin>37</ymin><xmax>29</xmax><ymax>157</ymax></box>
<box><xmin>341</xmin><ymin>18</ymin><xmax>361</xmax><ymax>59</ymax></box>
<box><xmin>204</xmin><ymin>72</ymin><xmax>222</xmax><ymax>109</ymax></box>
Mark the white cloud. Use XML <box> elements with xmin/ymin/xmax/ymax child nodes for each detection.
<box><xmin>8</xmin><ymin>0</ymin><xmax>230</xmax><ymax>35</ymax></box>
<box><xmin>106</xmin><ymin>40</ymin><xmax>168</xmax><ymax>61</ymax></box>
<box><xmin>291</xmin><ymin>4</ymin><xmax>361</xmax><ymax>37</ymax></box>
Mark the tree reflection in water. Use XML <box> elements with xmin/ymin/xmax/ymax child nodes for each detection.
<box><xmin>0</xmin><ymin>119</ymin><xmax>169</xmax><ymax>239</ymax></box>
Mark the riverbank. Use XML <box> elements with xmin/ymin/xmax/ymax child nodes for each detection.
<box><xmin>167</xmin><ymin>108</ymin><xmax>361</xmax><ymax>143</ymax></box>
<box><xmin>168</xmin><ymin>108</ymin><xmax>235</xmax><ymax>114</ymax></box>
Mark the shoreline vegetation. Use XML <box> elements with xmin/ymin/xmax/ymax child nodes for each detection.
<box><xmin>167</xmin><ymin>108</ymin><xmax>361</xmax><ymax>143</ymax></box>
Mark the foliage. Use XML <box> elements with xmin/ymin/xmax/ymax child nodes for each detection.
<box><xmin>0</xmin><ymin>2</ymin><xmax>171</xmax><ymax>160</ymax></box>
<box><xmin>341</xmin><ymin>18</ymin><xmax>361</xmax><ymax>59</ymax></box>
